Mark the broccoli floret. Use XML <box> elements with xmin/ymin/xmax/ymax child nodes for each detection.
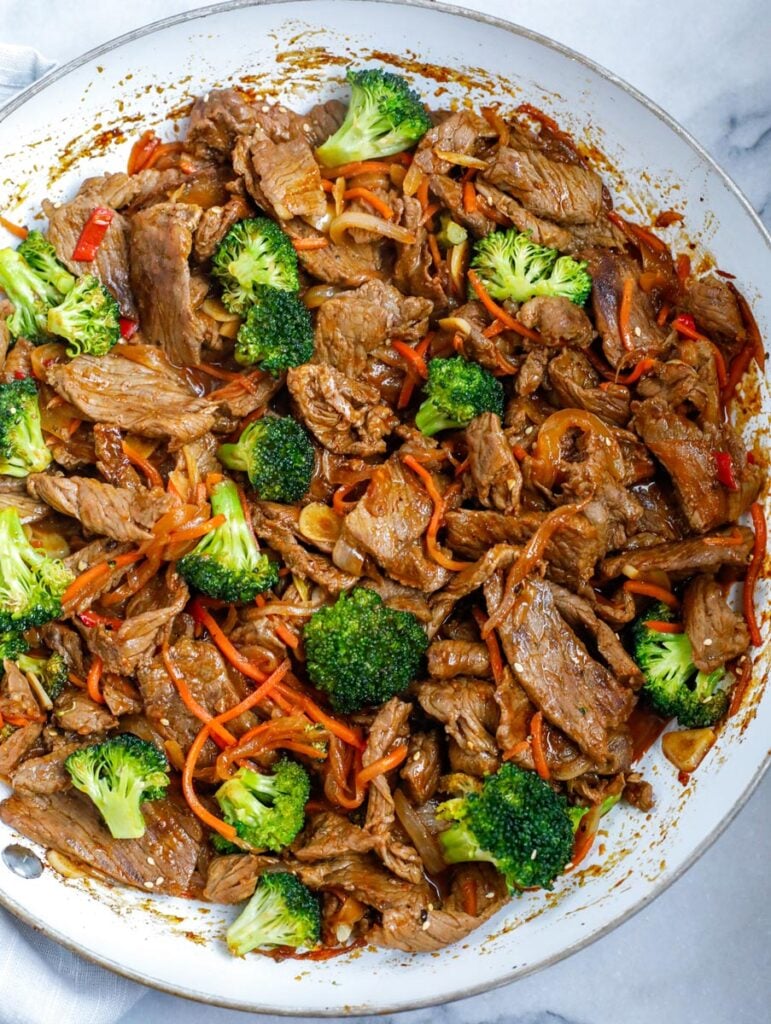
<box><xmin>631</xmin><ymin>602</ymin><xmax>730</xmax><ymax>728</ymax></box>
<box><xmin>0</xmin><ymin>630</ymin><xmax>28</xmax><ymax>662</ymax></box>
<box><xmin>0</xmin><ymin>507</ymin><xmax>73</xmax><ymax>632</ymax></box>
<box><xmin>215</xmin><ymin>759</ymin><xmax>310</xmax><ymax>852</ymax></box>
<box><xmin>217</xmin><ymin>415</ymin><xmax>314</xmax><ymax>504</ymax></box>
<box><xmin>470</xmin><ymin>230</ymin><xmax>592</xmax><ymax>307</ymax></box>
<box><xmin>227</xmin><ymin>871</ymin><xmax>321</xmax><ymax>956</ymax></box>
<box><xmin>0</xmin><ymin>377</ymin><xmax>52</xmax><ymax>477</ymax></box>
<box><xmin>304</xmin><ymin>587</ymin><xmax>428</xmax><ymax>713</ymax></box>
<box><xmin>566</xmin><ymin>793</ymin><xmax>621</xmax><ymax>832</ymax></box>
<box><xmin>16</xmin><ymin>651</ymin><xmax>69</xmax><ymax>702</ymax></box>
<box><xmin>0</xmin><ymin>247</ymin><xmax>63</xmax><ymax>341</ymax></box>
<box><xmin>436</xmin><ymin>214</ymin><xmax>468</xmax><ymax>250</ymax></box>
<box><xmin>212</xmin><ymin>218</ymin><xmax>300</xmax><ymax>316</ymax></box>
<box><xmin>316</xmin><ymin>68</ymin><xmax>432</xmax><ymax>167</ymax></box>
<box><xmin>64</xmin><ymin>733</ymin><xmax>169</xmax><ymax>839</ymax></box>
<box><xmin>210</xmin><ymin>832</ymin><xmax>243</xmax><ymax>855</ymax></box>
<box><xmin>235</xmin><ymin>286</ymin><xmax>313</xmax><ymax>376</ymax></box>
<box><xmin>437</xmin><ymin>762</ymin><xmax>574</xmax><ymax>891</ymax></box>
<box><xmin>415</xmin><ymin>356</ymin><xmax>504</xmax><ymax>436</ymax></box>
<box><xmin>46</xmin><ymin>274</ymin><xmax>120</xmax><ymax>357</ymax></box>
<box><xmin>17</xmin><ymin>231</ymin><xmax>75</xmax><ymax>299</ymax></box>
<box><xmin>177</xmin><ymin>477</ymin><xmax>278</xmax><ymax>603</ymax></box>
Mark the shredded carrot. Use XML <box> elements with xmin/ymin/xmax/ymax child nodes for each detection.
<box><xmin>618</xmin><ymin>277</ymin><xmax>635</xmax><ymax>351</ymax></box>
<box><xmin>656</xmin><ymin>302</ymin><xmax>671</xmax><ymax>327</ymax></box>
<box><xmin>195</xmin><ymin>363</ymin><xmax>245</xmax><ymax>383</ymax></box>
<box><xmin>743</xmin><ymin>502</ymin><xmax>766</xmax><ymax>647</ymax></box>
<box><xmin>502</xmin><ymin>739</ymin><xmax>531</xmax><ymax>761</ymax></box>
<box><xmin>472</xmin><ymin>608</ymin><xmax>504</xmax><ymax>685</ymax></box>
<box><xmin>99</xmin><ymin>554</ymin><xmax>157</xmax><ymax>608</ymax></box>
<box><xmin>607</xmin><ymin>211</ymin><xmax>667</xmax><ymax>253</ymax></box>
<box><xmin>214</xmin><ymin>658</ymin><xmax>291</xmax><ymax>727</ymax></box>
<box><xmin>570</xmin><ymin>807</ymin><xmax>599</xmax><ymax>870</ymax></box>
<box><xmin>292</xmin><ymin>236</ymin><xmax>329</xmax><ymax>252</ymax></box>
<box><xmin>708</xmin><ymin>341</ymin><xmax>729</xmax><ymax>389</ymax></box>
<box><xmin>86</xmin><ymin>655</ymin><xmax>104</xmax><ymax>705</ymax></box>
<box><xmin>162</xmin><ymin>643</ymin><xmax>237</xmax><ymax>746</ymax></box>
<box><xmin>416</xmin><ymin>176</ymin><xmax>429</xmax><ymax>212</ymax></box>
<box><xmin>289</xmin><ymin>691</ymin><xmax>364</xmax><ymax>750</ymax></box>
<box><xmin>462</xmin><ymin>180</ymin><xmax>478</xmax><ymax>213</ymax></box>
<box><xmin>182</xmin><ymin>724</ymin><xmax>238</xmax><ymax>841</ymax></box>
<box><xmin>482</xmin><ymin>320</ymin><xmax>506</xmax><ymax>339</ymax></box>
<box><xmin>190</xmin><ymin>599</ymin><xmax>268</xmax><ymax>683</ymax></box>
<box><xmin>467</xmin><ymin>270</ymin><xmax>542</xmax><ymax>342</ymax></box>
<box><xmin>356</xmin><ymin>744</ymin><xmax>408</xmax><ymax>788</ymax></box>
<box><xmin>127</xmin><ymin>130</ymin><xmax>160</xmax><ymax>175</ymax></box>
<box><xmin>397</xmin><ymin>333</ymin><xmax>432</xmax><ymax>410</ymax></box>
<box><xmin>320</xmin><ymin>160</ymin><xmax>393</xmax><ymax>179</ymax></box>
<box><xmin>0</xmin><ymin>214</ymin><xmax>28</xmax><ymax>240</ymax></box>
<box><xmin>274</xmin><ymin>621</ymin><xmax>300</xmax><ymax>650</ymax></box>
<box><xmin>61</xmin><ymin>549</ymin><xmax>144</xmax><ymax>606</ymax></box>
<box><xmin>530</xmin><ymin>711</ymin><xmax>550</xmax><ymax>781</ymax></box>
<box><xmin>460</xmin><ymin>876</ymin><xmax>478</xmax><ymax>917</ymax></box>
<box><xmin>729</xmin><ymin>657</ymin><xmax>753</xmax><ymax>718</ymax></box>
<box><xmin>343</xmin><ymin>187</ymin><xmax>394</xmax><ymax>220</ymax></box>
<box><xmin>722</xmin><ymin>339</ymin><xmax>755</xmax><ymax>404</ymax></box>
<box><xmin>392</xmin><ymin>339</ymin><xmax>428</xmax><ymax>380</ymax></box>
<box><xmin>675</xmin><ymin>253</ymin><xmax>691</xmax><ymax>286</ymax></box>
<box><xmin>167</xmin><ymin>513</ymin><xmax>225</xmax><ymax>545</ymax></box>
<box><xmin>68</xmin><ymin>672</ymin><xmax>87</xmax><ymax>690</ymax></box>
<box><xmin>143</xmin><ymin>141</ymin><xmax>184</xmax><ymax>170</ymax></box>
<box><xmin>623</xmin><ymin>579</ymin><xmax>679</xmax><ymax>607</ymax></box>
<box><xmin>403</xmin><ymin>455</ymin><xmax>472</xmax><ymax>571</ymax></box>
<box><xmin>727</xmin><ymin>282</ymin><xmax>765</xmax><ymax>370</ymax></box>
<box><xmin>427</xmin><ymin>232</ymin><xmax>442</xmax><ymax>272</ymax></box>
<box><xmin>332</xmin><ymin>482</ymin><xmax>359</xmax><ymax>516</ymax></box>
<box><xmin>612</xmin><ymin>356</ymin><xmax>656</xmax><ymax>385</ymax></box>
<box><xmin>121</xmin><ymin>440</ymin><xmax>163</xmax><ymax>489</ymax></box>
<box><xmin>644</xmin><ymin>620</ymin><xmax>683</xmax><ymax>634</ymax></box>
<box><xmin>420</xmin><ymin>202</ymin><xmax>440</xmax><ymax>226</ymax></box>
<box><xmin>703</xmin><ymin>527</ymin><xmax>746</xmax><ymax>547</ymax></box>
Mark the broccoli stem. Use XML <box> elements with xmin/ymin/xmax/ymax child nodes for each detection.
<box><xmin>227</xmin><ymin>885</ymin><xmax>287</xmax><ymax>956</ymax></box>
<box><xmin>414</xmin><ymin>400</ymin><xmax>461</xmax><ymax>437</ymax></box>
<box><xmin>216</xmin><ymin>439</ymin><xmax>249</xmax><ymax>476</ymax></box>
<box><xmin>92</xmin><ymin>779</ymin><xmax>149</xmax><ymax>840</ymax></box>
<box><xmin>209</xmin><ymin>477</ymin><xmax>245</xmax><ymax>521</ymax></box>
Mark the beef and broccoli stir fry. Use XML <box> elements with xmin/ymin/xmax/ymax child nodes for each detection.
<box><xmin>0</xmin><ymin>67</ymin><xmax>765</xmax><ymax>958</ymax></box>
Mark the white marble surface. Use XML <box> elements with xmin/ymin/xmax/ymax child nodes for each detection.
<box><xmin>1</xmin><ymin>1</ymin><xmax>770</xmax><ymax>1022</ymax></box>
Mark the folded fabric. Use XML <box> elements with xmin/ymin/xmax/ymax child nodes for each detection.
<box><xmin>0</xmin><ymin>43</ymin><xmax>56</xmax><ymax>105</ymax></box>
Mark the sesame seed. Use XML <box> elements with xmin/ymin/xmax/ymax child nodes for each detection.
<box><xmin>302</xmin><ymin>123</ymin><xmax>311</xmax><ymax>133</ymax></box>
<box><xmin>422</xmin><ymin>917</ymin><xmax>431</xmax><ymax>930</ymax></box>
<box><xmin>427</xmin><ymin>903</ymin><xmax>434</xmax><ymax>912</ymax></box>
<box><xmin>143</xmin><ymin>880</ymin><xmax>154</xmax><ymax>889</ymax></box>
<box><xmin>524</xmin><ymin>426</ymin><xmax>533</xmax><ymax>434</ymax></box>
<box><xmin>485</xmin><ymin>891</ymin><xmax>494</xmax><ymax>899</ymax></box>
<box><xmin>514</xmin><ymin>662</ymin><xmax>524</xmax><ymax>673</ymax></box>
<box><xmin>634</xmin><ymin>326</ymin><xmax>642</xmax><ymax>337</ymax></box>
<box><xmin>155</xmin><ymin>875</ymin><xmax>164</xmax><ymax>885</ymax></box>
<box><xmin>146</xmin><ymin>856</ymin><xmax>155</xmax><ymax>866</ymax></box>
<box><xmin>159</xmin><ymin>718</ymin><xmax>170</xmax><ymax>726</ymax></box>
<box><xmin>530</xmin><ymin>849</ymin><xmax>538</xmax><ymax>860</ymax></box>
<box><xmin>261</xmin><ymin>105</ymin><xmax>269</xmax><ymax>112</ymax></box>
<box><xmin>703</xmin><ymin>638</ymin><xmax>713</xmax><ymax>646</ymax></box>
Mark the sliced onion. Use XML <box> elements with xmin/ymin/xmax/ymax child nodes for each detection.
<box><xmin>303</xmin><ymin>283</ymin><xmax>343</xmax><ymax>309</ymax></box>
<box><xmin>402</xmin><ymin>161</ymin><xmax>426</xmax><ymax>197</ymax></box>
<box><xmin>448</xmin><ymin>239</ymin><xmax>469</xmax><ymax>297</ymax></box>
<box><xmin>25</xmin><ymin>670</ymin><xmax>53</xmax><ymax>712</ymax></box>
<box><xmin>332</xmin><ymin>533</ymin><xmax>366</xmax><ymax>575</ymax></box>
<box><xmin>393</xmin><ymin>789</ymin><xmax>446</xmax><ymax>875</ymax></box>
<box><xmin>299</xmin><ymin>502</ymin><xmax>343</xmax><ymax>552</ymax></box>
<box><xmin>46</xmin><ymin>850</ymin><xmax>86</xmax><ymax>880</ymax></box>
<box><xmin>202</xmin><ymin>297</ymin><xmax>240</xmax><ymax>322</ymax></box>
<box><xmin>662</xmin><ymin>728</ymin><xmax>716</xmax><ymax>772</ymax></box>
<box><xmin>433</xmin><ymin>149</ymin><xmax>488</xmax><ymax>170</ymax></box>
<box><xmin>333</xmin><ymin>176</ymin><xmax>346</xmax><ymax>218</ymax></box>
<box><xmin>218</xmin><ymin>318</ymin><xmax>241</xmax><ymax>339</ymax></box>
<box><xmin>329</xmin><ymin>211</ymin><xmax>416</xmax><ymax>247</ymax></box>
<box><xmin>438</xmin><ymin>316</ymin><xmax>473</xmax><ymax>337</ymax></box>
<box><xmin>30</xmin><ymin>341</ymin><xmax>67</xmax><ymax>380</ymax></box>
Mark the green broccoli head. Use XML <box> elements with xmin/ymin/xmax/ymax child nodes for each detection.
<box><xmin>0</xmin><ymin>377</ymin><xmax>52</xmax><ymax>477</ymax></box>
<box><xmin>0</xmin><ymin>507</ymin><xmax>73</xmax><ymax>632</ymax></box>
<box><xmin>436</xmin><ymin>214</ymin><xmax>468</xmax><ymax>250</ymax></box>
<box><xmin>235</xmin><ymin>286</ymin><xmax>314</xmax><ymax>376</ymax></box>
<box><xmin>437</xmin><ymin>762</ymin><xmax>574</xmax><ymax>891</ymax></box>
<box><xmin>227</xmin><ymin>871</ymin><xmax>321</xmax><ymax>956</ymax></box>
<box><xmin>215</xmin><ymin>759</ymin><xmax>310</xmax><ymax>852</ymax></box>
<box><xmin>46</xmin><ymin>274</ymin><xmax>121</xmax><ymax>357</ymax></box>
<box><xmin>566</xmin><ymin>793</ymin><xmax>621</xmax><ymax>832</ymax></box>
<box><xmin>470</xmin><ymin>229</ymin><xmax>592</xmax><ymax>307</ymax></box>
<box><xmin>0</xmin><ymin>247</ymin><xmax>64</xmax><ymax>341</ymax></box>
<box><xmin>0</xmin><ymin>630</ymin><xmax>28</xmax><ymax>662</ymax></box>
<box><xmin>212</xmin><ymin>218</ymin><xmax>300</xmax><ymax>316</ymax></box>
<box><xmin>16</xmin><ymin>651</ymin><xmax>69</xmax><ymax>701</ymax></box>
<box><xmin>177</xmin><ymin>477</ymin><xmax>279</xmax><ymax>603</ymax></box>
<box><xmin>64</xmin><ymin>733</ymin><xmax>170</xmax><ymax>839</ymax></box>
<box><xmin>415</xmin><ymin>356</ymin><xmax>504</xmax><ymax>436</ymax></box>
<box><xmin>217</xmin><ymin>415</ymin><xmax>314</xmax><ymax>504</ymax></box>
<box><xmin>304</xmin><ymin>587</ymin><xmax>428</xmax><ymax>713</ymax></box>
<box><xmin>316</xmin><ymin>67</ymin><xmax>432</xmax><ymax>167</ymax></box>
<box><xmin>17</xmin><ymin>231</ymin><xmax>76</xmax><ymax>300</ymax></box>
<box><xmin>631</xmin><ymin>602</ymin><xmax>730</xmax><ymax>728</ymax></box>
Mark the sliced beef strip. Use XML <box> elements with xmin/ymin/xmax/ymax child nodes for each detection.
<box><xmin>340</xmin><ymin>457</ymin><xmax>450</xmax><ymax>593</ymax></box>
<box><xmin>0</xmin><ymin>478</ymin><xmax>50</xmax><ymax>523</ymax></box>
<box><xmin>252</xmin><ymin>505</ymin><xmax>359</xmax><ymax>593</ymax></box>
<box><xmin>600</xmin><ymin>526</ymin><xmax>754</xmax><ymax>582</ymax></box>
<box><xmin>623</xmin><ymin>775</ymin><xmax>655</xmax><ymax>812</ymax></box>
<box><xmin>393</xmin><ymin>196</ymin><xmax>450</xmax><ymax>309</ymax></box>
<box><xmin>465</xmin><ymin>413</ymin><xmax>522</xmax><ymax>512</ymax></box>
<box><xmin>92</xmin><ymin>424</ymin><xmax>141</xmax><ymax>489</ymax></box>
<box><xmin>626</xmin><ymin>480</ymin><xmax>687</xmax><ymax>548</ymax></box>
<box><xmin>102</xmin><ymin>676</ymin><xmax>144</xmax><ymax>717</ymax></box>
<box><xmin>0</xmin><ymin>337</ymin><xmax>33</xmax><ymax>382</ymax></box>
<box><xmin>10</xmin><ymin>742</ymin><xmax>82</xmax><ymax>795</ymax></box>
<box><xmin>428</xmin><ymin>544</ymin><xmax>520</xmax><ymax>635</ymax></box>
<box><xmin>186</xmin><ymin>88</ymin><xmax>265</xmax><ymax>159</ymax></box>
<box><xmin>444</xmin><ymin>508</ymin><xmax>540</xmax><ymax>560</ymax></box>
<box><xmin>416</xmin><ymin>678</ymin><xmax>500</xmax><ymax>777</ymax></box>
<box><xmin>211</xmin><ymin>372</ymin><xmax>285</xmax><ymax>432</ymax></box>
<box><xmin>304</xmin><ymin>98</ymin><xmax>347</xmax><ymax>147</ymax></box>
<box><xmin>547</xmin><ymin>349</ymin><xmax>631</xmax><ymax>426</ymax></box>
<box><xmin>635</xmin><ymin>342</ymin><xmax>720</xmax><ymax>426</ymax></box>
<box><xmin>399</xmin><ymin>730</ymin><xmax>442</xmax><ymax>805</ymax></box>
<box><xmin>360</xmin><ymin>574</ymin><xmax>432</xmax><ymax>624</ymax></box>
<box><xmin>293</xmin><ymin>852</ymin><xmax>431</xmax><ymax>916</ymax></box>
<box><xmin>53</xmin><ymin>689</ymin><xmax>118</xmax><ymax>735</ymax></box>
<box><xmin>234</xmin><ymin>131</ymin><xmax>326</xmax><ymax>229</ymax></box>
<box><xmin>193</xmin><ymin>193</ymin><xmax>252</xmax><ymax>261</ymax></box>
<box><xmin>1</xmin><ymin>661</ymin><xmax>43</xmax><ymax>720</ymax></box>
<box><xmin>474</xmin><ymin>180</ymin><xmax>573</xmax><ymax>249</ymax></box>
<box><xmin>413</xmin><ymin>111</ymin><xmax>493</xmax><ymax>176</ymax></box>
<box><xmin>484</xmin><ymin>145</ymin><xmax>603</xmax><ymax>224</ymax></box>
<box><xmin>292</xmin><ymin>812</ymin><xmax>376</xmax><ymax>862</ymax></box>
<box><xmin>493</xmin><ymin>665</ymin><xmax>533</xmax><ymax>754</ymax></box>
<box><xmin>0</xmin><ymin>789</ymin><xmax>204</xmax><ymax>896</ymax></box>
<box><xmin>682</xmin><ymin>275</ymin><xmax>746</xmax><ymax>350</ymax></box>
<box><xmin>518</xmin><ymin>296</ymin><xmax>594</xmax><ymax>347</ymax></box>
<box><xmin>0</xmin><ymin>723</ymin><xmax>44</xmax><ymax>778</ymax></box>
<box><xmin>287</xmin><ymin>363</ymin><xmax>398</xmax><ymax>457</ymax></box>
<box><xmin>313</xmin><ymin>280</ymin><xmax>432</xmax><ymax>378</ymax></box>
<box><xmin>682</xmin><ymin>575</ymin><xmax>750</xmax><ymax>673</ymax></box>
<box><xmin>44</xmin><ymin>353</ymin><xmax>217</xmax><ymax>447</ymax></box>
<box><xmin>130</xmin><ymin>202</ymin><xmax>218</xmax><ymax>366</ymax></box>
<box><xmin>632</xmin><ymin>397</ymin><xmax>762</xmax><ymax>532</ymax></box>
<box><xmin>203</xmin><ymin>853</ymin><xmax>277</xmax><ymax>903</ymax></box>
<box><xmin>427</xmin><ymin>640</ymin><xmax>490</xmax><ymax>679</ymax></box>
<box><xmin>491</xmin><ymin>579</ymin><xmax>635</xmax><ymax>765</ymax></box>
<box><xmin>362</xmin><ymin>698</ymin><xmax>423</xmax><ymax>885</ymax></box>
<box><xmin>37</xmin><ymin>622</ymin><xmax>85</xmax><ymax>678</ymax></box>
<box><xmin>27</xmin><ymin>474</ymin><xmax>173</xmax><ymax>544</ymax></box>
<box><xmin>428</xmin><ymin>174</ymin><xmax>495</xmax><ymax>236</ymax></box>
<box><xmin>288</xmin><ymin>218</ymin><xmax>385</xmax><ymax>287</ymax></box>
<box><xmin>584</xmin><ymin>249</ymin><xmax>670</xmax><ymax>367</ymax></box>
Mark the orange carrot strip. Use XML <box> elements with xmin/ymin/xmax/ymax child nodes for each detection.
<box><xmin>728</xmin><ymin>283</ymin><xmax>765</xmax><ymax>370</ymax></box>
<box><xmin>460</xmin><ymin>876</ymin><xmax>478</xmax><ymax>917</ymax></box>
<box><xmin>292</xmin><ymin>236</ymin><xmax>329</xmax><ymax>252</ymax></box>
<box><xmin>61</xmin><ymin>549</ymin><xmax>144</xmax><ymax>606</ymax></box>
<box><xmin>167</xmin><ymin>514</ymin><xmax>225</xmax><ymax>545</ymax></box>
<box><xmin>288</xmin><ymin>691</ymin><xmax>364</xmax><ymax>750</ymax></box>
<box><xmin>468</xmin><ymin>269</ymin><xmax>542</xmax><ymax>342</ymax></box>
<box><xmin>127</xmin><ymin>130</ymin><xmax>160</xmax><ymax>175</ymax></box>
<box><xmin>397</xmin><ymin>333</ymin><xmax>432</xmax><ymax>410</ymax></box>
<box><xmin>195</xmin><ymin>363</ymin><xmax>245</xmax><ymax>383</ymax></box>
<box><xmin>343</xmin><ymin>187</ymin><xmax>394</xmax><ymax>220</ymax></box>
<box><xmin>644</xmin><ymin>620</ymin><xmax>684</xmax><ymax>634</ymax></box>
<box><xmin>570</xmin><ymin>805</ymin><xmax>601</xmax><ymax>870</ymax></box>
<box><xmin>420</xmin><ymin>202</ymin><xmax>441</xmax><ymax>226</ymax></box>
<box><xmin>332</xmin><ymin>483</ymin><xmax>358</xmax><ymax>516</ymax></box>
<box><xmin>623</xmin><ymin>579</ymin><xmax>679</xmax><ymax>607</ymax></box>
<box><xmin>472</xmin><ymin>607</ymin><xmax>504</xmax><ymax>685</ymax></box>
<box><xmin>729</xmin><ymin>658</ymin><xmax>753</xmax><ymax>718</ymax></box>
<box><xmin>427</xmin><ymin>232</ymin><xmax>442</xmax><ymax>271</ymax></box>
<box><xmin>0</xmin><ymin>214</ymin><xmax>28</xmax><ymax>240</ymax></box>
<box><xmin>356</xmin><ymin>744</ymin><xmax>408</xmax><ymax>788</ymax></box>
<box><xmin>462</xmin><ymin>180</ymin><xmax>478</xmax><ymax>213</ymax></box>
<box><xmin>530</xmin><ymin>711</ymin><xmax>550</xmax><ymax>781</ymax></box>
<box><xmin>743</xmin><ymin>502</ymin><xmax>766</xmax><ymax>647</ymax></box>
<box><xmin>392</xmin><ymin>339</ymin><xmax>428</xmax><ymax>380</ymax></box>
<box><xmin>320</xmin><ymin>161</ymin><xmax>393</xmax><ymax>179</ymax></box>
<box><xmin>618</xmin><ymin>277</ymin><xmax>635</xmax><ymax>351</ymax></box>
<box><xmin>214</xmin><ymin>659</ymin><xmax>291</xmax><ymax>726</ymax></box>
<box><xmin>707</xmin><ymin>341</ymin><xmax>729</xmax><ymax>389</ymax></box>
<box><xmin>162</xmin><ymin>643</ymin><xmax>237</xmax><ymax>747</ymax></box>
<box><xmin>182</xmin><ymin>724</ymin><xmax>238</xmax><ymax>841</ymax></box>
<box><xmin>416</xmin><ymin>176</ymin><xmax>429</xmax><ymax>212</ymax></box>
<box><xmin>403</xmin><ymin>455</ymin><xmax>472</xmax><ymax>571</ymax></box>
<box><xmin>190</xmin><ymin>599</ymin><xmax>268</xmax><ymax>683</ymax></box>
<box><xmin>86</xmin><ymin>655</ymin><xmax>104</xmax><ymax>705</ymax></box>
<box><xmin>274</xmin><ymin>621</ymin><xmax>300</xmax><ymax>650</ymax></box>
<box><xmin>502</xmin><ymin>739</ymin><xmax>531</xmax><ymax>761</ymax></box>
<box><xmin>68</xmin><ymin>672</ymin><xmax>87</xmax><ymax>690</ymax></box>
<box><xmin>121</xmin><ymin>440</ymin><xmax>163</xmax><ymax>489</ymax></box>
<box><xmin>143</xmin><ymin>141</ymin><xmax>184</xmax><ymax>169</ymax></box>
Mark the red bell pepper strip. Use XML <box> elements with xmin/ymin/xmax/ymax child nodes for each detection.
<box><xmin>119</xmin><ymin>317</ymin><xmax>139</xmax><ymax>340</ymax></box>
<box><xmin>72</xmin><ymin>207</ymin><xmax>114</xmax><ymax>262</ymax></box>
<box><xmin>713</xmin><ymin>450</ymin><xmax>739</xmax><ymax>491</ymax></box>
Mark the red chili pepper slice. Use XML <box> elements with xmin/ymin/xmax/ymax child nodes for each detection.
<box><xmin>119</xmin><ymin>317</ymin><xmax>139</xmax><ymax>340</ymax></box>
<box><xmin>72</xmin><ymin>206</ymin><xmax>114</xmax><ymax>262</ymax></box>
<box><xmin>79</xmin><ymin>610</ymin><xmax>123</xmax><ymax>630</ymax></box>
<box><xmin>713</xmin><ymin>450</ymin><xmax>739</xmax><ymax>491</ymax></box>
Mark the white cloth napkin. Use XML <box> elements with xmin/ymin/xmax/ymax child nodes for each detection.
<box><xmin>0</xmin><ymin>42</ymin><xmax>146</xmax><ymax>1024</ymax></box>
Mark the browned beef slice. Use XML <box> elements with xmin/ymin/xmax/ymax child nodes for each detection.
<box><xmin>102</xmin><ymin>676</ymin><xmax>144</xmax><ymax>717</ymax></box>
<box><xmin>362</xmin><ymin>698</ymin><xmax>423</xmax><ymax>884</ymax></box>
<box><xmin>340</xmin><ymin>457</ymin><xmax>450</xmax><ymax>592</ymax></box>
<box><xmin>518</xmin><ymin>296</ymin><xmax>594</xmax><ymax>347</ymax></box>
<box><xmin>304</xmin><ymin>99</ymin><xmax>347</xmax><ymax>147</ymax></box>
<box><xmin>444</xmin><ymin>508</ymin><xmax>540</xmax><ymax>559</ymax></box>
<box><xmin>682</xmin><ymin>575</ymin><xmax>750</xmax><ymax>672</ymax></box>
<box><xmin>474</xmin><ymin>180</ymin><xmax>574</xmax><ymax>250</ymax></box>
<box><xmin>0</xmin><ymin>723</ymin><xmax>43</xmax><ymax>778</ymax></box>
<box><xmin>399</xmin><ymin>730</ymin><xmax>442</xmax><ymax>805</ymax></box>
<box><xmin>600</xmin><ymin>526</ymin><xmax>754</xmax><ymax>582</ymax></box>
<box><xmin>635</xmin><ymin>342</ymin><xmax>720</xmax><ymax>426</ymax></box>
<box><xmin>27</xmin><ymin>474</ymin><xmax>173</xmax><ymax>544</ymax></box>
<box><xmin>44</xmin><ymin>353</ymin><xmax>217</xmax><ymax>446</ymax></box>
<box><xmin>11</xmin><ymin>742</ymin><xmax>82</xmax><ymax>794</ymax></box>
<box><xmin>287</xmin><ymin>363</ymin><xmax>398</xmax><ymax>457</ymax></box>
<box><xmin>0</xmin><ymin>337</ymin><xmax>33</xmax><ymax>382</ymax></box>
<box><xmin>252</xmin><ymin>505</ymin><xmax>359</xmax><ymax>593</ymax></box>
<box><xmin>428</xmin><ymin>544</ymin><xmax>520</xmax><ymax>635</ymax></box>
<box><xmin>130</xmin><ymin>203</ymin><xmax>217</xmax><ymax>366</ymax></box>
<box><xmin>492</xmin><ymin>579</ymin><xmax>634</xmax><ymax>764</ymax></box>
<box><xmin>416</xmin><ymin>678</ymin><xmax>499</xmax><ymax>776</ymax></box>
<box><xmin>393</xmin><ymin>196</ymin><xmax>450</xmax><ymax>309</ymax></box>
<box><xmin>627</xmin><ymin>480</ymin><xmax>687</xmax><ymax>547</ymax></box>
<box><xmin>314</xmin><ymin>280</ymin><xmax>432</xmax><ymax>377</ymax></box>
<box><xmin>203</xmin><ymin>854</ymin><xmax>273</xmax><ymax>903</ymax></box>
<box><xmin>288</xmin><ymin>219</ymin><xmax>385</xmax><ymax>287</ymax></box>
<box><xmin>547</xmin><ymin>349</ymin><xmax>631</xmax><ymax>426</ymax></box>
<box><xmin>186</xmin><ymin>88</ymin><xmax>264</xmax><ymax>158</ymax></box>
<box><xmin>53</xmin><ymin>690</ymin><xmax>118</xmax><ymax>735</ymax></box>
<box><xmin>0</xmin><ymin>478</ymin><xmax>49</xmax><ymax>523</ymax></box>
<box><xmin>485</xmin><ymin>145</ymin><xmax>603</xmax><ymax>224</ymax></box>
<box><xmin>211</xmin><ymin>373</ymin><xmax>285</xmax><ymax>432</ymax></box>
<box><xmin>235</xmin><ymin>131</ymin><xmax>326</xmax><ymax>229</ymax></box>
<box><xmin>465</xmin><ymin>413</ymin><xmax>522</xmax><ymax>512</ymax></box>
<box><xmin>428</xmin><ymin>173</ymin><xmax>496</xmax><ymax>236</ymax></box>
<box><xmin>292</xmin><ymin>812</ymin><xmax>376</xmax><ymax>862</ymax></box>
<box><xmin>493</xmin><ymin>665</ymin><xmax>533</xmax><ymax>753</ymax></box>
<box><xmin>0</xmin><ymin>789</ymin><xmax>204</xmax><ymax>895</ymax></box>
<box><xmin>38</xmin><ymin>622</ymin><xmax>85</xmax><ymax>677</ymax></box>
<box><xmin>427</xmin><ymin>640</ymin><xmax>491</xmax><ymax>679</ymax></box>
<box><xmin>413</xmin><ymin>111</ymin><xmax>492</xmax><ymax>176</ymax></box>
<box><xmin>93</xmin><ymin>424</ymin><xmax>141</xmax><ymax>488</ymax></box>
<box><xmin>193</xmin><ymin>194</ymin><xmax>252</xmax><ymax>261</ymax></box>
<box><xmin>1</xmin><ymin>661</ymin><xmax>45</xmax><ymax>720</ymax></box>
<box><xmin>136</xmin><ymin>638</ymin><xmax>255</xmax><ymax>767</ymax></box>
<box><xmin>293</xmin><ymin>852</ymin><xmax>431</xmax><ymax>914</ymax></box>
<box><xmin>585</xmin><ymin>249</ymin><xmax>669</xmax><ymax>367</ymax></box>
<box><xmin>632</xmin><ymin>397</ymin><xmax>762</xmax><ymax>532</ymax></box>
<box><xmin>623</xmin><ymin>775</ymin><xmax>655</xmax><ymax>811</ymax></box>
<box><xmin>683</xmin><ymin>275</ymin><xmax>745</xmax><ymax>348</ymax></box>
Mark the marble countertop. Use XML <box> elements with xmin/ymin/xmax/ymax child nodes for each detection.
<box><xmin>1</xmin><ymin>1</ymin><xmax>769</xmax><ymax>1022</ymax></box>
